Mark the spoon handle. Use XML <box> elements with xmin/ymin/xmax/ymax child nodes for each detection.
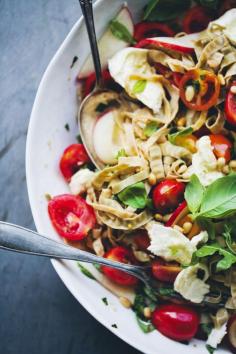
<box><xmin>79</xmin><ymin>0</ymin><xmax>103</xmax><ymax>87</ymax></box>
<box><xmin>0</xmin><ymin>221</ymin><xmax>145</xmax><ymax>279</ymax></box>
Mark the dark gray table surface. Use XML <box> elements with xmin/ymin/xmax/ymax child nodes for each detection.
<box><xmin>0</xmin><ymin>1</ymin><xmax>141</xmax><ymax>353</ymax></box>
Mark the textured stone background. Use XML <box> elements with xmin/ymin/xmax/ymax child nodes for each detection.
<box><xmin>0</xmin><ymin>1</ymin><xmax>140</xmax><ymax>353</ymax></box>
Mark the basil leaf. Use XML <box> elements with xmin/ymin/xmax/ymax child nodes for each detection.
<box><xmin>196</xmin><ymin>243</ymin><xmax>236</xmax><ymax>271</ymax></box>
<box><xmin>109</xmin><ymin>20</ymin><xmax>136</xmax><ymax>45</ymax></box>
<box><xmin>132</xmin><ymin>80</ymin><xmax>147</xmax><ymax>94</ymax></box>
<box><xmin>223</xmin><ymin>222</ymin><xmax>236</xmax><ymax>254</ymax></box>
<box><xmin>159</xmin><ymin>287</ymin><xmax>175</xmax><ymax>297</ymax></box>
<box><xmin>144</xmin><ymin>122</ymin><xmax>159</xmax><ymax>137</ymax></box>
<box><xmin>136</xmin><ymin>315</ymin><xmax>155</xmax><ymax>333</ymax></box>
<box><xmin>77</xmin><ymin>263</ymin><xmax>96</xmax><ymax>280</ymax></box>
<box><xmin>201</xmin><ymin>322</ymin><xmax>213</xmax><ymax>336</ymax></box>
<box><xmin>116</xmin><ymin>149</ymin><xmax>127</xmax><ymax>160</ymax></box>
<box><xmin>145</xmin><ymin>0</ymin><xmax>191</xmax><ymax>22</ymax></box>
<box><xmin>198</xmin><ymin>175</ymin><xmax>236</xmax><ymax>219</ymax></box>
<box><xmin>197</xmin><ymin>217</ymin><xmax>215</xmax><ymax>240</ymax></box>
<box><xmin>117</xmin><ymin>182</ymin><xmax>147</xmax><ymax>209</ymax></box>
<box><xmin>102</xmin><ymin>297</ymin><xmax>108</xmax><ymax>306</ymax></box>
<box><xmin>185</xmin><ymin>174</ymin><xmax>205</xmax><ymax>215</ymax></box>
<box><xmin>168</xmin><ymin>127</ymin><xmax>193</xmax><ymax>145</ymax></box>
<box><xmin>143</xmin><ymin>0</ymin><xmax>160</xmax><ymax>20</ymax></box>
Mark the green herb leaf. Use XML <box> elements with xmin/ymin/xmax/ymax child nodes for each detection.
<box><xmin>185</xmin><ymin>174</ymin><xmax>205</xmax><ymax>215</ymax></box>
<box><xmin>110</xmin><ymin>20</ymin><xmax>136</xmax><ymax>45</ymax></box>
<box><xmin>143</xmin><ymin>0</ymin><xmax>160</xmax><ymax>20</ymax></box>
<box><xmin>168</xmin><ymin>127</ymin><xmax>193</xmax><ymax>145</ymax></box>
<box><xmin>117</xmin><ymin>182</ymin><xmax>147</xmax><ymax>209</ymax></box>
<box><xmin>76</xmin><ymin>134</ymin><xmax>83</xmax><ymax>144</ymax></box>
<box><xmin>195</xmin><ymin>243</ymin><xmax>236</xmax><ymax>271</ymax></box>
<box><xmin>102</xmin><ymin>297</ymin><xmax>108</xmax><ymax>306</ymax></box>
<box><xmin>70</xmin><ymin>56</ymin><xmax>78</xmax><ymax>69</ymax></box>
<box><xmin>197</xmin><ymin>175</ymin><xmax>236</xmax><ymax>219</ymax></box>
<box><xmin>143</xmin><ymin>285</ymin><xmax>158</xmax><ymax>302</ymax></box>
<box><xmin>146</xmin><ymin>197</ymin><xmax>155</xmax><ymax>211</ymax></box>
<box><xmin>132</xmin><ymin>80</ymin><xmax>147</xmax><ymax>94</ymax></box>
<box><xmin>111</xmin><ymin>324</ymin><xmax>118</xmax><ymax>328</ymax></box>
<box><xmin>144</xmin><ymin>0</ymin><xmax>191</xmax><ymax>22</ymax></box>
<box><xmin>64</xmin><ymin>123</ymin><xmax>70</xmax><ymax>131</ymax></box>
<box><xmin>93</xmin><ymin>263</ymin><xmax>102</xmax><ymax>272</ymax></box>
<box><xmin>158</xmin><ymin>287</ymin><xmax>176</xmax><ymax>297</ymax></box>
<box><xmin>116</xmin><ymin>149</ymin><xmax>127</xmax><ymax>160</ymax></box>
<box><xmin>144</xmin><ymin>122</ymin><xmax>159</xmax><ymax>137</ymax></box>
<box><xmin>201</xmin><ymin>322</ymin><xmax>213</xmax><ymax>336</ymax></box>
<box><xmin>223</xmin><ymin>223</ymin><xmax>236</xmax><ymax>254</ymax></box>
<box><xmin>197</xmin><ymin>217</ymin><xmax>215</xmax><ymax>240</ymax></box>
<box><xmin>206</xmin><ymin>345</ymin><xmax>215</xmax><ymax>354</ymax></box>
<box><xmin>136</xmin><ymin>315</ymin><xmax>155</xmax><ymax>333</ymax></box>
<box><xmin>77</xmin><ymin>263</ymin><xmax>96</xmax><ymax>280</ymax></box>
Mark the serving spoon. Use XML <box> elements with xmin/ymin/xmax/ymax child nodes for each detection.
<box><xmin>78</xmin><ymin>0</ymin><xmax>121</xmax><ymax>170</ymax></box>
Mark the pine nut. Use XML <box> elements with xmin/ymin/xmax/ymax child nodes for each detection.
<box><xmin>229</xmin><ymin>160</ymin><xmax>236</xmax><ymax>169</ymax></box>
<box><xmin>177</xmin><ymin>117</ymin><xmax>186</xmax><ymax>127</ymax></box>
<box><xmin>218</xmin><ymin>74</ymin><xmax>225</xmax><ymax>86</ymax></box>
<box><xmin>230</xmin><ymin>85</ymin><xmax>236</xmax><ymax>94</ymax></box>
<box><xmin>217</xmin><ymin>157</ymin><xmax>226</xmax><ymax>169</ymax></box>
<box><xmin>173</xmin><ymin>225</ymin><xmax>184</xmax><ymax>233</ymax></box>
<box><xmin>127</xmin><ymin>223</ymin><xmax>133</xmax><ymax>229</ymax></box>
<box><xmin>148</xmin><ymin>173</ymin><xmax>157</xmax><ymax>186</ymax></box>
<box><xmin>119</xmin><ymin>297</ymin><xmax>132</xmax><ymax>308</ymax></box>
<box><xmin>222</xmin><ymin>165</ymin><xmax>230</xmax><ymax>174</ymax></box>
<box><xmin>185</xmin><ymin>85</ymin><xmax>195</xmax><ymax>102</ymax></box>
<box><xmin>143</xmin><ymin>307</ymin><xmax>152</xmax><ymax>319</ymax></box>
<box><xmin>162</xmin><ymin>214</ymin><xmax>171</xmax><ymax>222</ymax></box>
<box><xmin>182</xmin><ymin>221</ymin><xmax>193</xmax><ymax>234</ymax></box>
<box><xmin>155</xmin><ymin>213</ymin><xmax>163</xmax><ymax>221</ymax></box>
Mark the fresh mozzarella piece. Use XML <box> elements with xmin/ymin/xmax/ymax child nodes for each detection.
<box><xmin>190</xmin><ymin>231</ymin><xmax>208</xmax><ymax>247</ymax></box>
<box><xmin>108</xmin><ymin>48</ymin><xmax>164</xmax><ymax>113</ymax></box>
<box><xmin>79</xmin><ymin>6</ymin><xmax>134</xmax><ymax>78</ymax></box>
<box><xmin>147</xmin><ymin>223</ymin><xmax>196</xmax><ymax>265</ymax></box>
<box><xmin>174</xmin><ymin>263</ymin><xmax>210</xmax><ymax>303</ymax></box>
<box><xmin>190</xmin><ymin>136</ymin><xmax>224</xmax><ymax>186</ymax></box>
<box><xmin>209</xmin><ymin>9</ymin><xmax>236</xmax><ymax>45</ymax></box>
<box><xmin>93</xmin><ymin>110</ymin><xmax>124</xmax><ymax>164</ymax></box>
<box><xmin>69</xmin><ymin>168</ymin><xmax>95</xmax><ymax>195</ymax></box>
<box><xmin>207</xmin><ymin>323</ymin><xmax>227</xmax><ymax>349</ymax></box>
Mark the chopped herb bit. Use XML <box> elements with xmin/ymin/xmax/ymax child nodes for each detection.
<box><xmin>158</xmin><ymin>287</ymin><xmax>176</xmax><ymax>297</ymax></box>
<box><xmin>201</xmin><ymin>322</ymin><xmax>213</xmax><ymax>336</ymax></box>
<box><xmin>144</xmin><ymin>0</ymin><xmax>191</xmax><ymax>22</ymax></box>
<box><xmin>110</xmin><ymin>20</ymin><xmax>136</xmax><ymax>45</ymax></box>
<box><xmin>70</xmin><ymin>56</ymin><xmax>78</xmax><ymax>69</ymax></box>
<box><xmin>143</xmin><ymin>286</ymin><xmax>158</xmax><ymax>302</ymax></box>
<box><xmin>45</xmin><ymin>193</ymin><xmax>52</xmax><ymax>201</ymax></box>
<box><xmin>111</xmin><ymin>324</ymin><xmax>118</xmax><ymax>328</ymax></box>
<box><xmin>143</xmin><ymin>0</ymin><xmax>160</xmax><ymax>20</ymax></box>
<box><xmin>132</xmin><ymin>80</ymin><xmax>147</xmax><ymax>94</ymax></box>
<box><xmin>146</xmin><ymin>198</ymin><xmax>155</xmax><ymax>211</ymax></box>
<box><xmin>95</xmin><ymin>99</ymin><xmax>120</xmax><ymax>113</ymax></box>
<box><xmin>64</xmin><ymin>123</ymin><xmax>70</xmax><ymax>131</ymax></box>
<box><xmin>168</xmin><ymin>127</ymin><xmax>193</xmax><ymax>145</ymax></box>
<box><xmin>196</xmin><ymin>0</ymin><xmax>219</xmax><ymax>9</ymax></box>
<box><xmin>93</xmin><ymin>263</ymin><xmax>102</xmax><ymax>272</ymax></box>
<box><xmin>116</xmin><ymin>149</ymin><xmax>127</xmax><ymax>160</ymax></box>
<box><xmin>102</xmin><ymin>297</ymin><xmax>108</xmax><ymax>306</ymax></box>
<box><xmin>206</xmin><ymin>345</ymin><xmax>215</xmax><ymax>354</ymax></box>
<box><xmin>117</xmin><ymin>182</ymin><xmax>147</xmax><ymax>209</ymax></box>
<box><xmin>144</xmin><ymin>122</ymin><xmax>159</xmax><ymax>137</ymax></box>
<box><xmin>77</xmin><ymin>263</ymin><xmax>96</xmax><ymax>280</ymax></box>
<box><xmin>76</xmin><ymin>134</ymin><xmax>83</xmax><ymax>144</ymax></box>
<box><xmin>136</xmin><ymin>315</ymin><xmax>155</xmax><ymax>333</ymax></box>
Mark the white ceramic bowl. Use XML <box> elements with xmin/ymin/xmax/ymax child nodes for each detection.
<box><xmin>26</xmin><ymin>1</ymin><xmax>227</xmax><ymax>353</ymax></box>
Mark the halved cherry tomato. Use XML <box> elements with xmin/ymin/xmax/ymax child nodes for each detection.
<box><xmin>134</xmin><ymin>22</ymin><xmax>175</xmax><ymax>42</ymax></box>
<box><xmin>48</xmin><ymin>194</ymin><xmax>96</xmax><ymax>241</ymax></box>
<box><xmin>225</xmin><ymin>81</ymin><xmax>236</xmax><ymax>127</ymax></box>
<box><xmin>209</xmin><ymin>134</ymin><xmax>232</xmax><ymax>163</ymax></box>
<box><xmin>82</xmin><ymin>69</ymin><xmax>120</xmax><ymax>98</ymax></box>
<box><xmin>132</xmin><ymin>230</ymin><xmax>150</xmax><ymax>251</ymax></box>
<box><xmin>152</xmin><ymin>304</ymin><xmax>199</xmax><ymax>341</ymax></box>
<box><xmin>59</xmin><ymin>144</ymin><xmax>91</xmax><ymax>181</ymax></box>
<box><xmin>101</xmin><ymin>246</ymin><xmax>138</xmax><ymax>286</ymax></box>
<box><xmin>175</xmin><ymin>134</ymin><xmax>197</xmax><ymax>153</ymax></box>
<box><xmin>183</xmin><ymin>6</ymin><xmax>215</xmax><ymax>34</ymax></box>
<box><xmin>152</xmin><ymin>259</ymin><xmax>181</xmax><ymax>283</ymax></box>
<box><xmin>152</xmin><ymin>179</ymin><xmax>185</xmax><ymax>214</ymax></box>
<box><xmin>179</xmin><ymin>69</ymin><xmax>220</xmax><ymax>111</ymax></box>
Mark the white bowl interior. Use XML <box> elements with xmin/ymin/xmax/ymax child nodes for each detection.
<box><xmin>26</xmin><ymin>1</ymin><xmax>228</xmax><ymax>353</ymax></box>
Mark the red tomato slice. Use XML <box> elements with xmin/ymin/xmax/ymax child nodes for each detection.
<box><xmin>152</xmin><ymin>304</ymin><xmax>199</xmax><ymax>341</ymax></box>
<box><xmin>101</xmin><ymin>246</ymin><xmax>138</xmax><ymax>286</ymax></box>
<box><xmin>183</xmin><ymin>6</ymin><xmax>215</xmax><ymax>34</ymax></box>
<box><xmin>48</xmin><ymin>194</ymin><xmax>96</xmax><ymax>241</ymax></box>
<box><xmin>136</xmin><ymin>38</ymin><xmax>194</xmax><ymax>55</ymax></box>
<box><xmin>59</xmin><ymin>144</ymin><xmax>90</xmax><ymax>181</ymax></box>
<box><xmin>209</xmin><ymin>134</ymin><xmax>232</xmax><ymax>163</ymax></box>
<box><xmin>152</xmin><ymin>259</ymin><xmax>181</xmax><ymax>283</ymax></box>
<box><xmin>132</xmin><ymin>230</ymin><xmax>150</xmax><ymax>251</ymax></box>
<box><xmin>225</xmin><ymin>81</ymin><xmax>236</xmax><ymax>127</ymax></box>
<box><xmin>179</xmin><ymin>69</ymin><xmax>220</xmax><ymax>111</ymax></box>
<box><xmin>134</xmin><ymin>22</ymin><xmax>175</xmax><ymax>42</ymax></box>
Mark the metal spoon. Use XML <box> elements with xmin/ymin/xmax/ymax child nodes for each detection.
<box><xmin>78</xmin><ymin>0</ymin><xmax>119</xmax><ymax>170</ymax></box>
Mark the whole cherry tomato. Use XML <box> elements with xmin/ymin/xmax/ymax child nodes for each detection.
<box><xmin>225</xmin><ymin>81</ymin><xmax>236</xmax><ymax>127</ymax></box>
<box><xmin>59</xmin><ymin>144</ymin><xmax>90</xmax><ymax>181</ymax></box>
<box><xmin>183</xmin><ymin>6</ymin><xmax>215</xmax><ymax>34</ymax></box>
<box><xmin>227</xmin><ymin>314</ymin><xmax>236</xmax><ymax>352</ymax></box>
<box><xmin>134</xmin><ymin>22</ymin><xmax>175</xmax><ymax>42</ymax></box>
<box><xmin>152</xmin><ymin>304</ymin><xmax>199</xmax><ymax>341</ymax></box>
<box><xmin>152</xmin><ymin>259</ymin><xmax>181</xmax><ymax>283</ymax></box>
<box><xmin>48</xmin><ymin>194</ymin><xmax>96</xmax><ymax>241</ymax></box>
<box><xmin>152</xmin><ymin>179</ymin><xmax>185</xmax><ymax>214</ymax></box>
<box><xmin>209</xmin><ymin>134</ymin><xmax>232</xmax><ymax>163</ymax></box>
<box><xmin>101</xmin><ymin>246</ymin><xmax>138</xmax><ymax>286</ymax></box>
<box><xmin>179</xmin><ymin>69</ymin><xmax>220</xmax><ymax>111</ymax></box>
<box><xmin>132</xmin><ymin>230</ymin><xmax>150</xmax><ymax>251</ymax></box>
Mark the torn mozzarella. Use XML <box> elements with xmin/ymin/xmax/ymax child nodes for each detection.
<box><xmin>190</xmin><ymin>136</ymin><xmax>223</xmax><ymax>186</ymax></box>
<box><xmin>174</xmin><ymin>263</ymin><xmax>210</xmax><ymax>303</ymax></box>
<box><xmin>207</xmin><ymin>323</ymin><xmax>227</xmax><ymax>349</ymax></box>
<box><xmin>69</xmin><ymin>168</ymin><xmax>94</xmax><ymax>195</ymax></box>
